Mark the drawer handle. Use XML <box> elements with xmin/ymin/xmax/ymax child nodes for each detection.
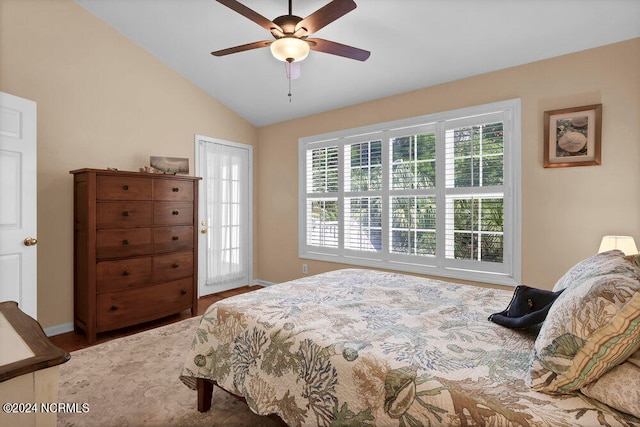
<box><xmin>123</xmin><ymin>270</ymin><xmax>130</xmax><ymax>276</ymax></box>
<box><xmin>123</xmin><ymin>185</ymin><xmax>129</xmax><ymax>190</ymax></box>
<box><xmin>110</xmin><ymin>305</ymin><xmax>118</xmax><ymax>311</ymax></box>
<box><xmin>123</xmin><ymin>211</ymin><xmax>130</xmax><ymax>217</ymax></box>
<box><xmin>123</xmin><ymin>239</ymin><xmax>130</xmax><ymax>245</ymax></box>
<box><xmin>180</xmin><ymin>290</ymin><xmax>187</xmax><ymax>295</ymax></box>
<box><xmin>172</xmin><ymin>236</ymin><xmax>179</xmax><ymax>241</ymax></box>
<box><xmin>172</xmin><ymin>263</ymin><xmax>180</xmax><ymax>268</ymax></box>
<box><xmin>172</xmin><ymin>210</ymin><xmax>179</xmax><ymax>215</ymax></box>
<box><xmin>172</xmin><ymin>187</ymin><xmax>180</xmax><ymax>192</ymax></box>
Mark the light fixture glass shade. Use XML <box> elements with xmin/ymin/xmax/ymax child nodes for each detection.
<box><xmin>598</xmin><ymin>235</ymin><xmax>639</xmax><ymax>255</ymax></box>
<box><xmin>270</xmin><ymin>37</ymin><xmax>310</xmax><ymax>62</ymax></box>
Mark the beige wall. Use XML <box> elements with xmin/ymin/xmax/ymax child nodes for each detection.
<box><xmin>0</xmin><ymin>0</ymin><xmax>259</xmax><ymax>328</ymax></box>
<box><xmin>257</xmin><ymin>37</ymin><xmax>640</xmax><ymax>290</ymax></box>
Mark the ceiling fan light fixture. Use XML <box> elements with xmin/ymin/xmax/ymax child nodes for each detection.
<box><xmin>270</xmin><ymin>37</ymin><xmax>309</xmax><ymax>62</ymax></box>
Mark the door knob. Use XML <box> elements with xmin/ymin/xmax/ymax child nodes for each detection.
<box><xmin>201</xmin><ymin>228</ymin><xmax>207</xmax><ymax>234</ymax></box>
<box><xmin>24</xmin><ymin>237</ymin><xmax>38</xmax><ymax>246</ymax></box>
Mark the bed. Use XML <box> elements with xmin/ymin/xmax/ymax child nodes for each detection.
<box><xmin>181</xmin><ymin>259</ymin><xmax>640</xmax><ymax>426</ymax></box>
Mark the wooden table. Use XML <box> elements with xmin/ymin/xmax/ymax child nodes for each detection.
<box><xmin>0</xmin><ymin>301</ymin><xmax>70</xmax><ymax>427</ymax></box>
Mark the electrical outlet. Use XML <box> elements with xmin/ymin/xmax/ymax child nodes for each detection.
<box><xmin>302</xmin><ymin>264</ymin><xmax>308</xmax><ymax>274</ymax></box>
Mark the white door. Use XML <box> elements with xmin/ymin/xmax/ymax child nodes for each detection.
<box><xmin>195</xmin><ymin>135</ymin><xmax>253</xmax><ymax>296</ymax></box>
<box><xmin>0</xmin><ymin>92</ymin><xmax>37</xmax><ymax>318</ymax></box>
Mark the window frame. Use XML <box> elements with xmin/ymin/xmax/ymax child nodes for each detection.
<box><xmin>298</xmin><ymin>99</ymin><xmax>521</xmax><ymax>286</ymax></box>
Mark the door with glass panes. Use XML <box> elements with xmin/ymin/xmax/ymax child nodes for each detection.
<box><xmin>196</xmin><ymin>136</ymin><xmax>252</xmax><ymax>295</ymax></box>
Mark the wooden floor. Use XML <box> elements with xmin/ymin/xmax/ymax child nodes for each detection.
<box><xmin>49</xmin><ymin>286</ymin><xmax>259</xmax><ymax>353</ymax></box>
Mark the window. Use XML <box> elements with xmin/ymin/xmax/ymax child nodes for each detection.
<box><xmin>299</xmin><ymin>99</ymin><xmax>521</xmax><ymax>286</ymax></box>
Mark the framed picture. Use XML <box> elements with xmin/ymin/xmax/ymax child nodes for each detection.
<box><xmin>150</xmin><ymin>156</ymin><xmax>189</xmax><ymax>174</ymax></box>
<box><xmin>544</xmin><ymin>104</ymin><xmax>602</xmax><ymax>168</ymax></box>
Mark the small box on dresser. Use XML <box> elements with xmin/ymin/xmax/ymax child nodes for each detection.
<box><xmin>70</xmin><ymin>168</ymin><xmax>200</xmax><ymax>343</ymax></box>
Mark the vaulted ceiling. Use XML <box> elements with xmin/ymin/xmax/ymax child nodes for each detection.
<box><xmin>75</xmin><ymin>0</ymin><xmax>640</xmax><ymax>127</ymax></box>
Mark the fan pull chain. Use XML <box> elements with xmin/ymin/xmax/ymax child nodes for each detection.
<box><xmin>285</xmin><ymin>60</ymin><xmax>299</xmax><ymax>102</ymax></box>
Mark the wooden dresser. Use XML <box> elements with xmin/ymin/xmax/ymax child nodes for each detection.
<box><xmin>70</xmin><ymin>169</ymin><xmax>200</xmax><ymax>343</ymax></box>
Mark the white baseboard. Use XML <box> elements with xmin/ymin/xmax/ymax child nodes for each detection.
<box><xmin>44</xmin><ymin>322</ymin><xmax>74</xmax><ymax>337</ymax></box>
<box><xmin>253</xmin><ymin>279</ymin><xmax>275</xmax><ymax>287</ymax></box>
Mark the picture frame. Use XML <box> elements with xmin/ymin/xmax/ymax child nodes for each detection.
<box><xmin>543</xmin><ymin>104</ymin><xmax>602</xmax><ymax>168</ymax></box>
<box><xmin>150</xmin><ymin>156</ymin><xmax>189</xmax><ymax>174</ymax></box>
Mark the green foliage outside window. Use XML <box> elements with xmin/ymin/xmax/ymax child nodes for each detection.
<box><xmin>392</xmin><ymin>133</ymin><xmax>436</xmax><ymax>189</ymax></box>
<box><xmin>350</xmin><ymin>141</ymin><xmax>382</xmax><ymax>191</ymax></box>
<box><xmin>311</xmin><ymin>147</ymin><xmax>339</xmax><ymax>193</ymax></box>
<box><xmin>391</xmin><ymin>196</ymin><xmax>436</xmax><ymax>255</ymax></box>
<box><xmin>452</xmin><ymin>123</ymin><xmax>503</xmax><ymax>188</ymax></box>
<box><xmin>307</xmin><ymin>123</ymin><xmax>504</xmax><ymax>262</ymax></box>
<box><xmin>453</xmin><ymin>198</ymin><xmax>503</xmax><ymax>262</ymax></box>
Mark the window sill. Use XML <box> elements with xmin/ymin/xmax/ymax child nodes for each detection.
<box><xmin>300</xmin><ymin>251</ymin><xmax>520</xmax><ymax>287</ymax></box>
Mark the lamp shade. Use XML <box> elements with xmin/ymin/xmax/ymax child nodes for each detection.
<box><xmin>598</xmin><ymin>235</ymin><xmax>639</xmax><ymax>255</ymax></box>
<box><xmin>270</xmin><ymin>37</ymin><xmax>310</xmax><ymax>62</ymax></box>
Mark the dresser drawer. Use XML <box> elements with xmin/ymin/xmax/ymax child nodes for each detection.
<box><xmin>97</xmin><ymin>201</ymin><xmax>153</xmax><ymax>228</ymax></box>
<box><xmin>153</xmin><ymin>251</ymin><xmax>193</xmax><ymax>282</ymax></box>
<box><xmin>96</xmin><ymin>257</ymin><xmax>153</xmax><ymax>293</ymax></box>
<box><xmin>97</xmin><ymin>176</ymin><xmax>152</xmax><ymax>200</ymax></box>
<box><xmin>96</xmin><ymin>278</ymin><xmax>193</xmax><ymax>330</ymax></box>
<box><xmin>154</xmin><ymin>179</ymin><xmax>194</xmax><ymax>201</ymax></box>
<box><xmin>154</xmin><ymin>226</ymin><xmax>194</xmax><ymax>254</ymax></box>
<box><xmin>153</xmin><ymin>202</ymin><xmax>193</xmax><ymax>226</ymax></box>
<box><xmin>96</xmin><ymin>228</ymin><xmax>153</xmax><ymax>259</ymax></box>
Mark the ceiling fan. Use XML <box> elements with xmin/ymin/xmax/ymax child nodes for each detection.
<box><xmin>211</xmin><ymin>0</ymin><xmax>371</xmax><ymax>64</ymax></box>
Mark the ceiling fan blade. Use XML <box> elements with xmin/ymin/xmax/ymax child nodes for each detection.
<box><xmin>216</xmin><ymin>0</ymin><xmax>282</xmax><ymax>33</ymax></box>
<box><xmin>211</xmin><ymin>40</ymin><xmax>272</xmax><ymax>56</ymax></box>
<box><xmin>296</xmin><ymin>0</ymin><xmax>356</xmax><ymax>34</ymax></box>
<box><xmin>308</xmin><ymin>38</ymin><xmax>370</xmax><ymax>61</ymax></box>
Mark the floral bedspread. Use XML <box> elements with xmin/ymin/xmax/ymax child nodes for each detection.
<box><xmin>180</xmin><ymin>269</ymin><xmax>639</xmax><ymax>426</ymax></box>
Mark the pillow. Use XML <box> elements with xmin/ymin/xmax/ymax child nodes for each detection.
<box><xmin>527</xmin><ymin>252</ymin><xmax>640</xmax><ymax>393</ymax></box>
<box><xmin>488</xmin><ymin>285</ymin><xmax>564</xmax><ymax>329</ymax></box>
<box><xmin>580</xmin><ymin>350</ymin><xmax>640</xmax><ymax>418</ymax></box>
<box><xmin>552</xmin><ymin>249</ymin><xmax>626</xmax><ymax>292</ymax></box>
<box><xmin>626</xmin><ymin>253</ymin><xmax>640</xmax><ymax>268</ymax></box>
